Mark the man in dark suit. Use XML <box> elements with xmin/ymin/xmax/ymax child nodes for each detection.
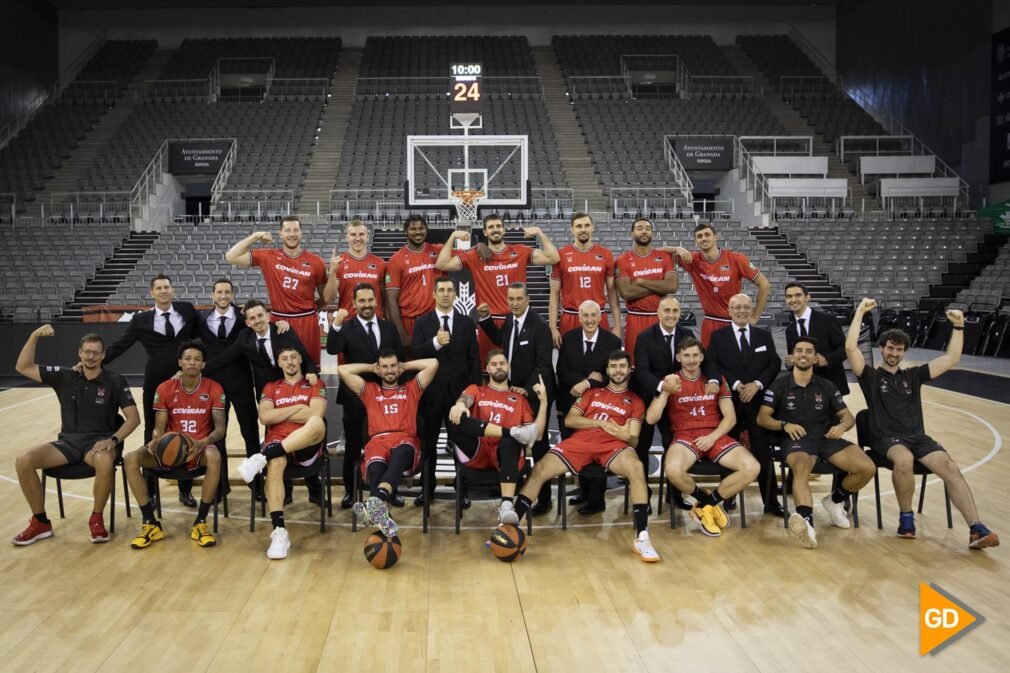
<box><xmin>556</xmin><ymin>299</ymin><xmax>621</xmax><ymax>514</ymax></box>
<box><xmin>103</xmin><ymin>274</ymin><xmax>198</xmax><ymax>506</ymax></box>
<box><xmin>207</xmin><ymin>297</ymin><xmax>322</xmax><ymax>505</ymax></box>
<box><xmin>707</xmin><ymin>293</ymin><xmax>784</xmax><ymax>515</ymax></box>
<box><xmin>783</xmin><ymin>282</ymin><xmax>849</xmax><ymax>395</ymax></box>
<box><xmin>411</xmin><ymin>277</ymin><xmax>482</xmax><ymax>505</ymax></box>
<box><xmin>478</xmin><ymin>282</ymin><xmax>556</xmax><ymax>515</ymax></box>
<box><xmin>633</xmin><ymin>295</ymin><xmax>719</xmax><ymax>512</ymax></box>
<box><xmin>326</xmin><ymin>282</ymin><xmax>403</xmax><ymax>508</ymax></box>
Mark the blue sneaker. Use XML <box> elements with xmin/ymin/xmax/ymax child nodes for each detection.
<box><xmin>896</xmin><ymin>512</ymin><xmax>916</xmax><ymax>539</ymax></box>
<box><xmin>969</xmin><ymin>523</ymin><xmax>999</xmax><ymax>550</ymax></box>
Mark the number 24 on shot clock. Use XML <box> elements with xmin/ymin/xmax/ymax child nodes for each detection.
<box><xmin>450</xmin><ymin>62</ymin><xmax>483</xmax><ymax>113</ymax></box>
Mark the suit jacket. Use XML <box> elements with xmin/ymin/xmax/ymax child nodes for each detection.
<box><xmin>103</xmin><ymin>301</ymin><xmax>197</xmax><ymax>384</ymax></box>
<box><xmin>707</xmin><ymin>323</ymin><xmax>782</xmax><ymax>399</ymax></box>
<box><xmin>210</xmin><ymin>322</ymin><xmax>318</xmax><ymax>395</ymax></box>
<box><xmin>633</xmin><ymin>323</ymin><xmax>720</xmax><ymax>401</ymax></box>
<box><xmin>326</xmin><ymin>316</ymin><xmax>402</xmax><ymax>404</ymax></box>
<box><xmin>479</xmin><ymin>310</ymin><xmax>556</xmax><ymax>403</ymax></box>
<box><xmin>196</xmin><ymin>305</ymin><xmax>253</xmax><ymax>392</ymax></box>
<box><xmin>412</xmin><ymin>310</ymin><xmax>481</xmax><ymax>405</ymax></box>
<box><xmin>785</xmin><ymin>309</ymin><xmax>849</xmax><ymax>395</ymax></box>
<box><xmin>556</xmin><ymin>327</ymin><xmax>622</xmax><ymax>414</ymax></box>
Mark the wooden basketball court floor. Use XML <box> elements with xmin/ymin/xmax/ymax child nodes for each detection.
<box><xmin>0</xmin><ymin>369</ymin><xmax>1007</xmax><ymax>673</ymax></box>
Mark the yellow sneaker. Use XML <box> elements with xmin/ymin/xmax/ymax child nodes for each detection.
<box><xmin>130</xmin><ymin>522</ymin><xmax>165</xmax><ymax>549</ymax></box>
<box><xmin>710</xmin><ymin>503</ymin><xmax>730</xmax><ymax>529</ymax></box>
<box><xmin>690</xmin><ymin>505</ymin><xmax>721</xmax><ymax>537</ymax></box>
<box><xmin>190</xmin><ymin>522</ymin><xmax>216</xmax><ymax>547</ymax></box>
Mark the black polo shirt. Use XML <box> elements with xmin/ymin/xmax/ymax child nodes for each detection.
<box><xmin>762</xmin><ymin>372</ymin><xmax>846</xmax><ymax>438</ymax></box>
<box><xmin>39</xmin><ymin>366</ymin><xmax>136</xmax><ymax>437</ymax></box>
<box><xmin>856</xmin><ymin>364</ymin><xmax>930</xmax><ymax>441</ymax></box>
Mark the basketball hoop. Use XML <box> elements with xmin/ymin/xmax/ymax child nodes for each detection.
<box><xmin>450</xmin><ymin>188</ymin><xmax>485</xmax><ymax>227</ymax></box>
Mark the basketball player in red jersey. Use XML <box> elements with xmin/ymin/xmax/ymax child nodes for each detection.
<box><xmin>385</xmin><ymin>214</ymin><xmax>445</xmax><ymax>343</ymax></box>
<box><xmin>332</xmin><ymin>218</ymin><xmax>386</xmax><ymax>321</ymax></box>
<box><xmin>225</xmin><ymin>215</ymin><xmax>335</xmax><ymax>366</ymax></box>
<box><xmin>666</xmin><ymin>222</ymin><xmax>770</xmax><ymax>347</ymax></box>
<box><xmin>549</xmin><ymin>212</ymin><xmax>622</xmax><ymax>348</ymax></box>
<box><xmin>337</xmin><ymin>352</ymin><xmax>440</xmax><ymax>538</ymax></box>
<box><xmin>500</xmin><ymin>350</ymin><xmax>661</xmax><ymax>563</ymax></box>
<box><xmin>447</xmin><ymin>349</ymin><xmax>548</xmax><ymax>522</ymax></box>
<box><xmin>615</xmin><ymin>218</ymin><xmax>679</xmax><ymax>366</ymax></box>
<box><xmin>644</xmin><ymin>337</ymin><xmax>759</xmax><ymax>538</ymax></box>
<box><xmin>435</xmin><ymin>213</ymin><xmax>560</xmax><ymax>365</ymax></box>
<box><xmin>125</xmin><ymin>340</ymin><xmax>227</xmax><ymax>550</ymax></box>
<box><xmin>237</xmin><ymin>346</ymin><xmax>327</xmax><ymax>560</ymax></box>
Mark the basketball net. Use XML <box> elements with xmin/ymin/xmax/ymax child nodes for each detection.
<box><xmin>450</xmin><ymin>188</ymin><xmax>484</xmax><ymax>229</ymax></box>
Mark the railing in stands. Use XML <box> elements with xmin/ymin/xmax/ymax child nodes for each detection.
<box><xmin>618</xmin><ymin>53</ymin><xmax>756</xmax><ymax>98</ymax></box>
<box><xmin>137</xmin><ymin>78</ymin><xmax>214</xmax><ymax>102</ymax></box>
<box><xmin>531</xmin><ymin>187</ymin><xmax>574</xmax><ymax>217</ymax></box>
<box><xmin>610</xmin><ymin>186</ymin><xmax>687</xmax><ymax>219</ymax></box>
<box><xmin>736</xmin><ymin>138</ymin><xmax>773</xmax><ymax>216</ymax></box>
<box><xmin>0</xmin><ymin>193</ymin><xmax>15</xmax><ymax>225</ymax></box>
<box><xmin>738</xmin><ymin>135</ymin><xmax>814</xmax><ymax>156</ymax></box>
<box><xmin>47</xmin><ymin>191</ymin><xmax>130</xmax><ymax>223</ymax></box>
<box><xmin>778</xmin><ymin>75</ymin><xmax>838</xmax><ymax>98</ymax></box>
<box><xmin>353</xmin><ymin>77</ymin><xmax>543</xmax><ymax>99</ymax></box>
<box><xmin>266</xmin><ymin>78</ymin><xmax>329</xmax><ymax>100</ymax></box>
<box><xmin>214</xmin><ymin>189</ymin><xmax>293</xmax><ymax>221</ymax></box>
<box><xmin>566</xmin><ymin>76</ymin><xmax>630</xmax><ymax>99</ymax></box>
<box><xmin>130</xmin><ymin>139</ymin><xmax>170</xmax><ymax>225</ymax></box>
<box><xmin>210</xmin><ymin>139</ymin><xmax>238</xmax><ymax>209</ymax></box>
<box><xmin>61</xmin><ymin>80</ymin><xmax>119</xmax><ymax>104</ymax></box>
<box><xmin>787</xmin><ymin>24</ymin><xmax>970</xmax><ymax>204</ymax></box>
<box><xmin>837</xmin><ymin>135</ymin><xmax>915</xmax><ymax>162</ymax></box>
<box><xmin>662</xmin><ymin>136</ymin><xmax>695</xmax><ymax>202</ymax></box>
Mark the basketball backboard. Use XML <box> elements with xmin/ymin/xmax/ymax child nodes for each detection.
<box><xmin>405</xmin><ymin>134</ymin><xmax>530</xmax><ymax>209</ymax></box>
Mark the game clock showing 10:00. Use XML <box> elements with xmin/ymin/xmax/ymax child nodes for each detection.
<box><xmin>450</xmin><ymin>62</ymin><xmax>483</xmax><ymax>114</ymax></box>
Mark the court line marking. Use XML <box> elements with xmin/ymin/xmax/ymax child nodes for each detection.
<box><xmin>0</xmin><ymin>392</ymin><xmax>56</xmax><ymax>413</ymax></box>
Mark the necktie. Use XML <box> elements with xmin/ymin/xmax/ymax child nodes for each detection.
<box><xmin>162</xmin><ymin>312</ymin><xmax>175</xmax><ymax>339</ymax></box>
<box><xmin>738</xmin><ymin>327</ymin><xmax>750</xmax><ymax>352</ymax></box>
<box><xmin>797</xmin><ymin>317</ymin><xmax>807</xmax><ymax>336</ymax></box>
<box><xmin>509</xmin><ymin>320</ymin><xmax>520</xmax><ymax>364</ymax></box>
<box><xmin>258</xmin><ymin>337</ymin><xmax>270</xmax><ymax>363</ymax></box>
<box><xmin>366</xmin><ymin>321</ymin><xmax>377</xmax><ymax>350</ymax></box>
<box><xmin>217</xmin><ymin>315</ymin><xmax>228</xmax><ymax>339</ymax></box>
<box><xmin>585</xmin><ymin>339</ymin><xmax>593</xmax><ymax>355</ymax></box>
<box><xmin>664</xmin><ymin>333</ymin><xmax>674</xmax><ymax>361</ymax></box>
<box><xmin>442</xmin><ymin>315</ymin><xmax>450</xmax><ymax>333</ymax></box>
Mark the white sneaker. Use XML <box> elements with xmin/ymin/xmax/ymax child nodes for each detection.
<box><xmin>266</xmin><ymin>527</ymin><xmax>290</xmax><ymax>559</ymax></box>
<box><xmin>788</xmin><ymin>513</ymin><xmax>818</xmax><ymax>549</ymax></box>
<box><xmin>633</xmin><ymin>530</ymin><xmax>661</xmax><ymax>563</ymax></box>
<box><xmin>821</xmin><ymin>494</ymin><xmax>852</xmax><ymax>529</ymax></box>
<box><xmin>509</xmin><ymin>423</ymin><xmax>538</xmax><ymax>447</ymax></box>
<box><xmin>237</xmin><ymin>453</ymin><xmax>268</xmax><ymax>483</ymax></box>
<box><xmin>498</xmin><ymin>500</ymin><xmax>520</xmax><ymax>526</ymax></box>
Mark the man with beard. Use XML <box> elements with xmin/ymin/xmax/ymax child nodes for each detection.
<box><xmin>845</xmin><ymin>299</ymin><xmax>999</xmax><ymax>549</ymax></box>
<box><xmin>447</xmin><ymin>349</ymin><xmax>548</xmax><ymax>522</ymax></box>
<box><xmin>237</xmin><ymin>347</ymin><xmax>328</xmax><ymax>560</ymax></box>
<box><xmin>225</xmin><ymin>216</ymin><xmax>335</xmax><ymax>367</ymax></box>
<box><xmin>500</xmin><ymin>350</ymin><xmax>660</xmax><ymax>563</ymax></box>
<box><xmin>385</xmin><ymin>214</ymin><xmax>446</xmax><ymax>344</ymax></box>
<box><xmin>548</xmin><ymin>212</ymin><xmax>622</xmax><ymax>348</ymax></box>
<box><xmin>646</xmin><ymin>337</ymin><xmax>759</xmax><ymax>538</ymax></box>
<box><xmin>436</xmin><ymin>213</ymin><xmax>560</xmax><ymax>365</ymax></box>
<box><xmin>337</xmin><ymin>352</ymin><xmax>439</xmax><ymax>539</ymax></box>
<box><xmin>758</xmin><ymin>336</ymin><xmax>875</xmax><ymax>549</ymax></box>
<box><xmin>615</xmin><ymin>218</ymin><xmax>679</xmax><ymax>366</ymax></box>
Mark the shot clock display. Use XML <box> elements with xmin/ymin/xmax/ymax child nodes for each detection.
<box><xmin>450</xmin><ymin>62</ymin><xmax>483</xmax><ymax>114</ymax></box>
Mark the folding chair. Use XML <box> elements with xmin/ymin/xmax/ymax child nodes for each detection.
<box><xmin>145</xmin><ymin>462</ymin><xmax>228</xmax><ymax>533</ymax></box>
<box><xmin>453</xmin><ymin>449</ymin><xmax>533</xmax><ymax>536</ymax></box>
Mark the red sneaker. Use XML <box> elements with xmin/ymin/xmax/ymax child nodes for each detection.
<box><xmin>89</xmin><ymin>513</ymin><xmax>109</xmax><ymax>543</ymax></box>
<box><xmin>12</xmin><ymin>516</ymin><xmax>54</xmax><ymax>546</ymax></box>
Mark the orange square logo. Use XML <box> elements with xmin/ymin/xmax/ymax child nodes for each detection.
<box><xmin>919</xmin><ymin>583</ymin><xmax>984</xmax><ymax>656</ymax></box>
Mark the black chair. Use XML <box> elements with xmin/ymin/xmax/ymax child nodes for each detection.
<box><xmin>776</xmin><ymin>448</ymin><xmax>859</xmax><ymax>529</ymax></box>
<box><xmin>144</xmin><ymin>461</ymin><xmax>229</xmax><ymax>533</ymax></box>
<box><xmin>250</xmin><ymin>445</ymin><xmax>332</xmax><ymax>534</ymax></box>
<box><xmin>855</xmin><ymin>410</ymin><xmax>952</xmax><ymax>529</ymax></box>
<box><xmin>452</xmin><ymin>445</ymin><xmax>533</xmax><ymax>536</ymax></box>
<box><xmin>351</xmin><ymin>456</ymin><xmax>430</xmax><ymax>533</ymax></box>
<box><xmin>669</xmin><ymin>459</ymin><xmax>748</xmax><ymax>530</ymax></box>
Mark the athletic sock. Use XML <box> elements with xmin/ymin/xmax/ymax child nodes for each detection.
<box><xmin>831</xmin><ymin>485</ymin><xmax>854</xmax><ymax>504</ymax></box>
<box><xmin>632</xmin><ymin>503</ymin><xmax>649</xmax><ymax>534</ymax></box>
<box><xmin>514</xmin><ymin>494</ymin><xmax>533</xmax><ymax>521</ymax></box>
<box><xmin>33</xmin><ymin>512</ymin><xmax>50</xmax><ymax>525</ymax></box>
<box><xmin>710</xmin><ymin>489</ymin><xmax>725</xmax><ymax>506</ymax></box>
<box><xmin>375</xmin><ymin>487</ymin><xmax>391</xmax><ymax>502</ymax></box>
<box><xmin>501</xmin><ymin>496</ymin><xmax>514</xmax><ymax>504</ymax></box>
<box><xmin>796</xmin><ymin>505</ymin><xmax>814</xmax><ymax>525</ymax></box>
<box><xmin>195</xmin><ymin>500</ymin><xmax>212</xmax><ymax>525</ymax></box>
<box><xmin>691</xmin><ymin>486</ymin><xmax>708</xmax><ymax>504</ymax></box>
<box><xmin>270</xmin><ymin>510</ymin><xmax>285</xmax><ymax>529</ymax></box>
<box><xmin>139</xmin><ymin>502</ymin><xmax>157</xmax><ymax>524</ymax></box>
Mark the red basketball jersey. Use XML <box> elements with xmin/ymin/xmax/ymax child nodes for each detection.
<box><xmin>459</xmin><ymin>244</ymin><xmax>534</xmax><ymax>316</ymax></box>
<box><xmin>678</xmin><ymin>249</ymin><xmax>759</xmax><ymax>319</ymax></box>
<box><xmin>614</xmin><ymin>249</ymin><xmax>676</xmax><ymax>314</ymax></box>
<box><xmin>570</xmin><ymin>386</ymin><xmax>645</xmax><ymax>445</ymax></box>
<box><xmin>385</xmin><ymin>243</ymin><xmax>444</xmax><ymax>320</ymax></box>
<box><xmin>250</xmin><ymin>248</ymin><xmax>327</xmax><ymax>316</ymax></box>
<box><xmin>551</xmin><ymin>244</ymin><xmax>614</xmax><ymax>311</ymax></box>
<box><xmin>153</xmin><ymin>376</ymin><xmax>226</xmax><ymax>440</ymax></box>
<box><xmin>666</xmin><ymin>373</ymin><xmax>731</xmax><ymax>433</ymax></box>
<box><xmin>360</xmin><ymin>379</ymin><xmax>424</xmax><ymax>437</ymax></box>
<box><xmin>337</xmin><ymin>252</ymin><xmax>386</xmax><ymax>319</ymax></box>
<box><xmin>261</xmin><ymin>377</ymin><xmax>327</xmax><ymax>442</ymax></box>
<box><xmin>463</xmin><ymin>384</ymin><xmax>534</xmax><ymax>428</ymax></box>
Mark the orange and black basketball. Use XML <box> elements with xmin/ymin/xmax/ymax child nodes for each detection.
<box><xmin>153</xmin><ymin>432</ymin><xmax>191</xmax><ymax>468</ymax></box>
<box><xmin>489</xmin><ymin>524</ymin><xmax>527</xmax><ymax>562</ymax></box>
<box><xmin>363</xmin><ymin>530</ymin><xmax>402</xmax><ymax>569</ymax></box>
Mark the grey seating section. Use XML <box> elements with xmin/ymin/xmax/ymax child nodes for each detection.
<box><xmin>553</xmin><ymin>34</ymin><xmax>736</xmax><ymax>76</ymax></box>
<box><xmin>71</xmin><ymin>40</ymin><xmax>158</xmax><ymax>90</ymax></box>
<box><xmin>956</xmin><ymin>238</ymin><xmax>1010</xmax><ymax>307</ymax></box>
<box><xmin>779</xmin><ymin>218</ymin><xmax>992</xmax><ymax>307</ymax></box>
<box><xmin>159</xmin><ymin>37</ymin><xmax>341</xmax><ymax>79</ymax></box>
<box><xmin>360</xmin><ymin>35</ymin><xmax>535</xmax><ymax>77</ymax></box>
<box><xmin>0</xmin><ymin>222</ymin><xmax>129</xmax><ymax>321</ymax></box>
